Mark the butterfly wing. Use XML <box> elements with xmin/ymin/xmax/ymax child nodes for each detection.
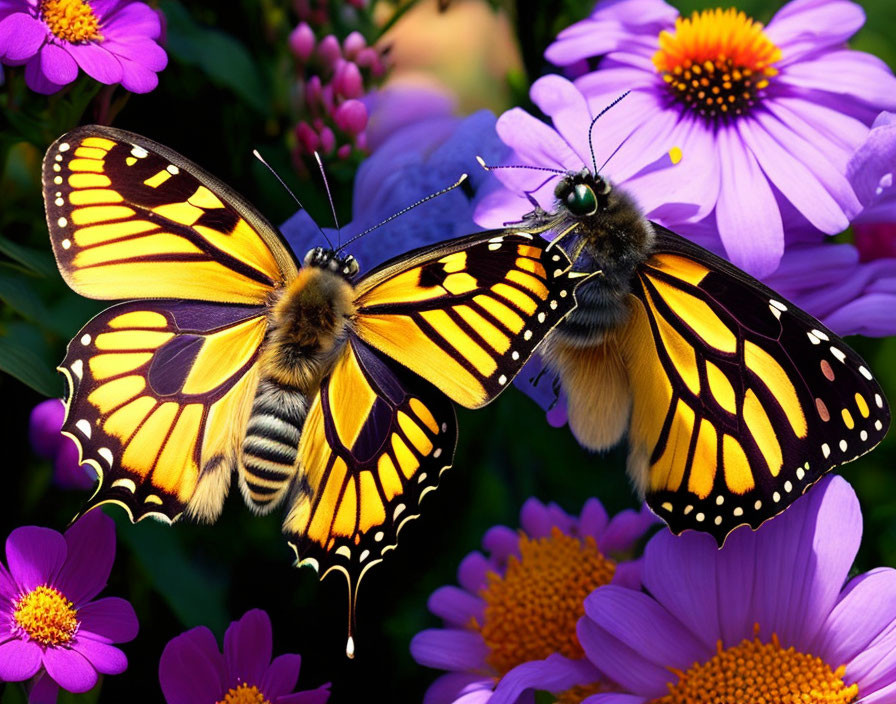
<box><xmin>43</xmin><ymin>125</ymin><xmax>298</xmax><ymax>303</ymax></box>
<box><xmin>352</xmin><ymin>231</ymin><xmax>581</xmax><ymax>408</ymax></box>
<box><xmin>284</xmin><ymin>335</ymin><xmax>457</xmax><ymax>648</ymax></box>
<box><xmin>621</xmin><ymin>226</ymin><xmax>890</xmax><ymax>542</ymax></box>
<box><xmin>60</xmin><ymin>300</ymin><xmax>267</xmax><ymax>523</ymax></box>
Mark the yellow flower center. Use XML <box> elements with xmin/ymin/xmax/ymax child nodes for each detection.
<box><xmin>475</xmin><ymin>526</ymin><xmax>616</xmax><ymax>675</ymax></box>
<box><xmin>40</xmin><ymin>0</ymin><xmax>103</xmax><ymax>43</ymax></box>
<box><xmin>651</xmin><ymin>633</ymin><xmax>858</xmax><ymax>704</ymax></box>
<box><xmin>13</xmin><ymin>585</ymin><xmax>79</xmax><ymax>647</ymax></box>
<box><xmin>652</xmin><ymin>8</ymin><xmax>781</xmax><ymax>120</ymax></box>
<box><xmin>555</xmin><ymin>681</ymin><xmax>614</xmax><ymax>703</ymax></box>
<box><xmin>215</xmin><ymin>683</ymin><xmax>271</xmax><ymax>704</ymax></box>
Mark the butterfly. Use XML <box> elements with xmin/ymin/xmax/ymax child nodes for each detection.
<box><xmin>43</xmin><ymin>125</ymin><xmax>582</xmax><ymax>652</ymax></box>
<box><xmin>512</xmin><ymin>165</ymin><xmax>891</xmax><ymax>544</ymax></box>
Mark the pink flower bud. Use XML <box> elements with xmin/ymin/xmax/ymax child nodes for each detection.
<box><xmin>316</xmin><ymin>34</ymin><xmax>342</xmax><ymax>69</ymax></box>
<box><xmin>305</xmin><ymin>75</ymin><xmax>323</xmax><ymax>110</ymax></box>
<box><xmin>343</xmin><ymin>31</ymin><xmax>366</xmax><ymax>59</ymax></box>
<box><xmin>289</xmin><ymin>22</ymin><xmax>315</xmax><ymax>62</ymax></box>
<box><xmin>333</xmin><ymin>60</ymin><xmax>363</xmax><ymax>99</ymax></box>
<box><xmin>295</xmin><ymin>121</ymin><xmax>319</xmax><ymax>154</ymax></box>
<box><xmin>354</xmin><ymin>47</ymin><xmax>377</xmax><ymax>68</ymax></box>
<box><xmin>333</xmin><ymin>99</ymin><xmax>368</xmax><ymax>135</ymax></box>
<box><xmin>319</xmin><ymin>126</ymin><xmax>335</xmax><ymax>154</ymax></box>
<box><xmin>337</xmin><ymin>144</ymin><xmax>352</xmax><ymax>159</ymax></box>
<box><xmin>355</xmin><ymin>131</ymin><xmax>367</xmax><ymax>151</ymax></box>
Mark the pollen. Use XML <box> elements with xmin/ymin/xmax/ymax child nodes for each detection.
<box><xmin>40</xmin><ymin>0</ymin><xmax>103</xmax><ymax>43</ymax></box>
<box><xmin>216</xmin><ymin>683</ymin><xmax>271</xmax><ymax>704</ymax></box>
<box><xmin>13</xmin><ymin>585</ymin><xmax>79</xmax><ymax>647</ymax></box>
<box><xmin>475</xmin><ymin>527</ymin><xmax>616</xmax><ymax>675</ymax></box>
<box><xmin>651</xmin><ymin>633</ymin><xmax>858</xmax><ymax>704</ymax></box>
<box><xmin>653</xmin><ymin>8</ymin><xmax>781</xmax><ymax>121</ymax></box>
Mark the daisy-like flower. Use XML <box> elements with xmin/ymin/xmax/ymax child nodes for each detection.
<box><xmin>159</xmin><ymin>608</ymin><xmax>330</xmax><ymax>704</ymax></box>
<box><xmin>578</xmin><ymin>475</ymin><xmax>896</xmax><ymax>704</ymax></box>
<box><xmin>411</xmin><ymin>497</ymin><xmax>657</xmax><ymax>704</ymax></box>
<box><xmin>0</xmin><ymin>511</ymin><xmax>138</xmax><ymax>699</ymax></box>
<box><xmin>482</xmin><ymin>0</ymin><xmax>896</xmax><ymax>278</ymax></box>
<box><xmin>0</xmin><ymin>0</ymin><xmax>167</xmax><ymax>95</ymax></box>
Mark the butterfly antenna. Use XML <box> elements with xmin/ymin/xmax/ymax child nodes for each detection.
<box><xmin>252</xmin><ymin>149</ymin><xmax>334</xmax><ymax>249</ymax></box>
<box><xmin>336</xmin><ymin>173</ymin><xmax>469</xmax><ymax>253</ymax></box>
<box><xmin>475</xmin><ymin>155</ymin><xmax>566</xmax><ymax>176</ymax></box>
<box><xmin>596</xmin><ymin>131</ymin><xmax>634</xmax><ymax>177</ymax></box>
<box><xmin>588</xmin><ymin>90</ymin><xmax>630</xmax><ymax>174</ymax></box>
<box><xmin>314</xmin><ymin>152</ymin><xmax>342</xmax><ymax>248</ymax></box>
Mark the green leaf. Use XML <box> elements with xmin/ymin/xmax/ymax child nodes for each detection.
<box><xmin>117</xmin><ymin>517</ymin><xmax>230</xmax><ymax>634</ymax></box>
<box><xmin>0</xmin><ymin>262</ymin><xmax>49</xmax><ymax>322</ymax></box>
<box><xmin>0</xmin><ymin>333</ymin><xmax>61</xmax><ymax>397</ymax></box>
<box><xmin>161</xmin><ymin>1</ymin><xmax>269</xmax><ymax>113</ymax></box>
<box><xmin>0</xmin><ymin>235</ymin><xmax>57</xmax><ymax>278</ymax></box>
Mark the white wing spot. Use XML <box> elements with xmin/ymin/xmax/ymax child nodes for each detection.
<box><xmin>875</xmin><ymin>420</ymin><xmax>883</xmax><ymax>431</ymax></box>
<box><xmin>55</xmin><ymin>154</ymin><xmax>63</xmax><ymax>162</ymax></box>
<box><xmin>822</xmin><ymin>443</ymin><xmax>831</xmax><ymax>458</ymax></box>
<box><xmin>54</xmin><ymin>197</ymin><xmax>64</xmax><ymax>207</ymax></box>
<box><xmin>433</xmin><ymin>448</ymin><xmax>442</xmax><ymax>459</ymax></box>
<box><xmin>552</xmin><ymin>254</ymin><xmax>561</xmax><ymax>262</ymax></box>
<box><xmin>75</xmin><ymin>419</ymin><xmax>92</xmax><ymax>438</ymax></box>
<box><xmin>796</xmin><ymin>467</ymin><xmax>805</xmax><ymax>480</ymax></box>
<box><xmin>54</xmin><ymin>175</ymin><xmax>62</xmax><ymax>184</ymax></box>
<box><xmin>537</xmin><ymin>312</ymin><xmax>546</xmax><ymax>323</ymax></box>
<box><xmin>714</xmin><ymin>516</ymin><xmax>723</xmax><ymax>526</ymax></box>
<box><xmin>488</xmin><ymin>243</ymin><xmax>501</xmax><ymax>251</ymax></box>
<box><xmin>524</xmin><ymin>330</ymin><xmax>533</xmax><ymax>341</ymax></box>
<box><xmin>715</xmin><ymin>495</ymin><xmax>724</xmax><ymax>506</ymax></box>
<box><xmin>111</xmin><ymin>477</ymin><xmax>135</xmax><ymax>491</ymax></box>
<box><xmin>58</xmin><ymin>143</ymin><xmax>70</xmax><ymax>152</ymax></box>
<box><xmin>661</xmin><ymin>502</ymin><xmax>673</xmax><ymax>512</ymax></box>
<box><xmin>553</xmin><ymin>268</ymin><xmax>564</xmax><ymax>278</ymax></box>
<box><xmin>683</xmin><ymin>505</ymin><xmax>693</xmax><ymax>515</ymax></box>
<box><xmin>550</xmin><ymin>300</ymin><xmax>558</xmax><ymax>310</ymax></box>
<box><xmin>859</xmin><ymin>366</ymin><xmax>873</xmax><ymax>380</ymax></box>
<box><xmin>57</xmin><ymin>217</ymin><xmax>68</xmax><ymax>228</ymax></box>
<box><xmin>839</xmin><ymin>439</ymin><xmax>848</xmax><ymax>452</ymax></box>
<box><xmin>560</xmin><ymin>290</ymin><xmax>568</xmax><ymax>298</ymax></box>
<box><xmin>130</xmin><ymin>146</ymin><xmax>148</xmax><ymax>158</ymax></box>
<box><xmin>860</xmin><ymin>430</ymin><xmax>868</xmax><ymax>441</ymax></box>
<box><xmin>498</xmin><ymin>374</ymin><xmax>507</xmax><ymax>385</ymax></box>
<box><xmin>875</xmin><ymin>394</ymin><xmax>884</xmax><ymax>408</ymax></box>
<box><xmin>511</xmin><ymin>351</ymin><xmax>519</xmax><ymax>361</ymax></box>
<box><xmin>70</xmin><ymin>359</ymin><xmax>83</xmax><ymax>379</ymax></box>
<box><xmin>830</xmin><ymin>347</ymin><xmax>846</xmax><ymax>363</ymax></box>
<box><xmin>695</xmin><ymin>512</ymin><xmax>705</xmax><ymax>522</ymax></box>
<box><xmin>166</xmin><ymin>164</ymin><xmax>180</xmax><ymax>175</ymax></box>
<box><xmin>53</xmin><ymin>164</ymin><xmax>61</xmax><ymax>173</ymax></box>
<box><xmin>754</xmin><ymin>500</ymin><xmax>762</xmax><ymax>510</ymax></box>
<box><xmin>441</xmin><ymin>423</ymin><xmax>448</xmax><ymax>432</ymax></box>
<box><xmin>733</xmin><ymin>507</ymin><xmax>744</xmax><ymax>517</ymax></box>
<box><xmin>812</xmin><ymin>329</ymin><xmax>829</xmax><ymax>341</ymax></box>
<box><xmin>61</xmin><ymin>239</ymin><xmax>71</xmax><ymax>250</ymax></box>
<box><xmin>80</xmin><ymin>334</ymin><xmax>91</xmax><ymax>346</ymax></box>
<box><xmin>359</xmin><ymin>549</ymin><xmax>370</xmax><ymax>562</ymax></box>
<box><xmin>773</xmin><ymin>492</ymin><xmax>781</xmax><ymax>503</ymax></box>
<box><xmin>488</xmin><ymin>236</ymin><xmax>503</xmax><ymax>244</ymax></box>
<box><xmin>807</xmin><ymin>332</ymin><xmax>821</xmax><ymax>345</ymax></box>
<box><xmin>417</xmin><ymin>473</ymin><xmax>428</xmax><ymax>484</ymax></box>
<box><xmin>769</xmin><ymin>305</ymin><xmax>782</xmax><ymax>320</ymax></box>
<box><xmin>784</xmin><ymin>480</ymin><xmax>793</xmax><ymax>493</ymax></box>
<box><xmin>374</xmin><ymin>531</ymin><xmax>384</xmax><ymax>542</ymax></box>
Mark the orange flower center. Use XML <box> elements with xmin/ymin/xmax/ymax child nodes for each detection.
<box><xmin>651</xmin><ymin>633</ymin><xmax>858</xmax><ymax>704</ymax></box>
<box><xmin>40</xmin><ymin>0</ymin><xmax>103</xmax><ymax>43</ymax></box>
<box><xmin>555</xmin><ymin>681</ymin><xmax>614</xmax><ymax>703</ymax></box>
<box><xmin>475</xmin><ymin>526</ymin><xmax>616</xmax><ymax>675</ymax></box>
<box><xmin>652</xmin><ymin>8</ymin><xmax>781</xmax><ymax>120</ymax></box>
<box><xmin>13</xmin><ymin>585</ymin><xmax>79</xmax><ymax>646</ymax></box>
<box><xmin>215</xmin><ymin>683</ymin><xmax>271</xmax><ymax>704</ymax></box>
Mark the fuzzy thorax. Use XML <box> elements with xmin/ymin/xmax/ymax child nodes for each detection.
<box><xmin>261</xmin><ymin>267</ymin><xmax>356</xmax><ymax>393</ymax></box>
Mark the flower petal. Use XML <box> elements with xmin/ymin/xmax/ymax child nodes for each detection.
<box><xmin>224</xmin><ymin>609</ymin><xmax>272</xmax><ymax>688</ymax></box>
<box><xmin>65</xmin><ymin>42</ymin><xmax>122</xmax><ymax>85</ymax></box>
<box><xmin>422</xmin><ymin>672</ymin><xmax>494</xmax><ymax>704</ymax></box>
<box><xmin>77</xmin><ymin>597</ymin><xmax>138</xmax><ymax>643</ymax></box>
<box><xmin>159</xmin><ymin>626</ymin><xmax>226</xmax><ymax>704</ymax></box>
<box><xmin>42</xmin><ymin>646</ymin><xmax>98</xmax><ymax>694</ymax></box>
<box><xmin>490</xmin><ymin>654</ymin><xmax>600</xmax><ymax>704</ymax></box>
<box><xmin>71</xmin><ymin>634</ymin><xmax>127</xmax><ymax>675</ymax></box>
<box><xmin>714</xmin><ymin>125</ymin><xmax>783</xmax><ymax>277</ymax></box>
<box><xmin>57</xmin><ymin>511</ymin><xmax>115</xmax><ymax>605</ymax></box>
<box><xmin>6</xmin><ymin>526</ymin><xmax>66</xmax><ymax>592</ymax></box>
<box><xmin>598</xmin><ymin>505</ymin><xmax>658</xmax><ymax>554</ymax></box>
<box><xmin>410</xmin><ymin>629</ymin><xmax>490</xmax><ymax>671</ymax></box>
<box><xmin>275</xmin><ymin>684</ymin><xmax>332</xmax><ymax>704</ymax></box>
<box><xmin>38</xmin><ymin>43</ymin><xmax>77</xmax><ymax>86</ymax></box>
<box><xmin>23</xmin><ymin>53</ymin><xmax>64</xmax><ymax>94</ymax></box>
<box><xmin>28</xmin><ymin>671</ymin><xmax>61</xmax><ymax>704</ymax></box>
<box><xmin>0</xmin><ymin>638</ymin><xmax>42</xmax><ymax>681</ymax></box>
<box><xmin>482</xmin><ymin>525</ymin><xmax>522</xmax><ymax>562</ymax></box>
<box><xmin>584</xmin><ymin>696</ymin><xmax>648</xmax><ymax>704</ymax></box>
<box><xmin>427</xmin><ymin>586</ymin><xmax>485</xmax><ymax>627</ymax></box>
<box><xmin>779</xmin><ymin>51</ymin><xmax>896</xmax><ymax>111</ymax></box>
<box><xmin>765</xmin><ymin>0</ymin><xmax>865</xmax><ymax>61</ymax></box>
<box><xmin>457</xmin><ymin>551</ymin><xmax>491</xmax><ymax>594</ymax></box>
<box><xmin>101</xmin><ymin>38</ymin><xmax>167</xmax><ymax>72</ymax></box>
<box><xmin>578</xmin><ymin>498</ymin><xmax>609</xmax><ymax>539</ymax></box>
<box><xmin>117</xmin><ymin>54</ymin><xmax>159</xmax><ymax>93</ymax></box>
<box><xmin>0</xmin><ymin>13</ymin><xmax>45</xmax><ymax>62</ymax></box>
<box><xmin>261</xmin><ymin>653</ymin><xmax>301</xmax><ymax>699</ymax></box>
<box><xmin>102</xmin><ymin>1</ymin><xmax>162</xmax><ymax>39</ymax></box>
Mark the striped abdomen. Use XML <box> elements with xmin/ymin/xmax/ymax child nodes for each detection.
<box><xmin>239</xmin><ymin>378</ymin><xmax>307</xmax><ymax>513</ymax></box>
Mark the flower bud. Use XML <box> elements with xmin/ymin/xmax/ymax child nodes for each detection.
<box><xmin>333</xmin><ymin>99</ymin><xmax>368</xmax><ymax>135</ymax></box>
<box><xmin>289</xmin><ymin>22</ymin><xmax>315</xmax><ymax>62</ymax></box>
<box><xmin>295</xmin><ymin>121</ymin><xmax>320</xmax><ymax>154</ymax></box>
<box><xmin>342</xmin><ymin>31</ymin><xmax>366</xmax><ymax>59</ymax></box>
<box><xmin>316</xmin><ymin>34</ymin><xmax>342</xmax><ymax>69</ymax></box>
<box><xmin>333</xmin><ymin>60</ymin><xmax>363</xmax><ymax>99</ymax></box>
<box><xmin>319</xmin><ymin>126</ymin><xmax>336</xmax><ymax>154</ymax></box>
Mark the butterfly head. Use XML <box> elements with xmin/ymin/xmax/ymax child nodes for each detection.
<box><xmin>303</xmin><ymin>247</ymin><xmax>360</xmax><ymax>279</ymax></box>
<box><xmin>554</xmin><ymin>169</ymin><xmax>613</xmax><ymax>219</ymax></box>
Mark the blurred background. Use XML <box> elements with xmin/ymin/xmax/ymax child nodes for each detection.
<box><xmin>2</xmin><ymin>0</ymin><xmax>896</xmax><ymax>701</ymax></box>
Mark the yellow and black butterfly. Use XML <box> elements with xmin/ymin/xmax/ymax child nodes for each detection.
<box><xmin>42</xmin><ymin>125</ymin><xmax>582</xmax><ymax>651</ymax></box>
<box><xmin>514</xmin><ymin>166</ymin><xmax>890</xmax><ymax>544</ymax></box>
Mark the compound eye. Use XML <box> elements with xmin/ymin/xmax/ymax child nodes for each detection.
<box><xmin>565</xmin><ymin>183</ymin><xmax>598</xmax><ymax>216</ymax></box>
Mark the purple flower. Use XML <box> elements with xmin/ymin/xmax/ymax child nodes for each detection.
<box><xmin>410</xmin><ymin>498</ymin><xmax>657</xmax><ymax>704</ymax></box>
<box><xmin>159</xmin><ymin>609</ymin><xmax>330</xmax><ymax>704</ymax></box>
<box><xmin>29</xmin><ymin>399</ymin><xmax>96</xmax><ymax>491</ymax></box>
<box><xmin>282</xmin><ymin>86</ymin><xmax>506</xmax><ymax>272</ymax></box>
<box><xmin>0</xmin><ymin>0</ymin><xmax>167</xmax><ymax>95</ymax></box>
<box><xmin>578</xmin><ymin>476</ymin><xmax>896</xmax><ymax>703</ymax></box>
<box><xmin>0</xmin><ymin>512</ymin><xmax>138</xmax><ymax>700</ymax></box>
<box><xmin>479</xmin><ymin>0</ymin><xmax>896</xmax><ymax>278</ymax></box>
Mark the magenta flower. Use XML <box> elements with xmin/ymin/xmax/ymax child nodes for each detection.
<box><xmin>410</xmin><ymin>498</ymin><xmax>657</xmax><ymax>704</ymax></box>
<box><xmin>578</xmin><ymin>476</ymin><xmax>896</xmax><ymax>703</ymax></box>
<box><xmin>0</xmin><ymin>0</ymin><xmax>167</xmax><ymax>94</ymax></box>
<box><xmin>159</xmin><ymin>609</ymin><xmax>330</xmax><ymax>704</ymax></box>
<box><xmin>479</xmin><ymin>0</ymin><xmax>896</xmax><ymax>278</ymax></box>
<box><xmin>0</xmin><ymin>511</ymin><xmax>138</xmax><ymax>698</ymax></box>
<box><xmin>29</xmin><ymin>399</ymin><xmax>95</xmax><ymax>490</ymax></box>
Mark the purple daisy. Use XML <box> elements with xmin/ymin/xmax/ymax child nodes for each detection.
<box><xmin>479</xmin><ymin>0</ymin><xmax>896</xmax><ymax>278</ymax></box>
<box><xmin>0</xmin><ymin>511</ymin><xmax>138</xmax><ymax>699</ymax></box>
<box><xmin>577</xmin><ymin>475</ymin><xmax>896</xmax><ymax>703</ymax></box>
<box><xmin>29</xmin><ymin>399</ymin><xmax>96</xmax><ymax>490</ymax></box>
<box><xmin>0</xmin><ymin>0</ymin><xmax>167</xmax><ymax>95</ymax></box>
<box><xmin>410</xmin><ymin>497</ymin><xmax>658</xmax><ymax>704</ymax></box>
<box><xmin>159</xmin><ymin>608</ymin><xmax>330</xmax><ymax>704</ymax></box>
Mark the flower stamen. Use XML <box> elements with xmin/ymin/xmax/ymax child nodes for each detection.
<box><xmin>650</xmin><ymin>633</ymin><xmax>858</xmax><ymax>703</ymax></box>
<box><xmin>653</xmin><ymin>8</ymin><xmax>780</xmax><ymax>120</ymax></box>
<box><xmin>13</xmin><ymin>585</ymin><xmax>79</xmax><ymax>646</ymax></box>
<box><xmin>215</xmin><ymin>683</ymin><xmax>271</xmax><ymax>704</ymax></box>
<box><xmin>475</xmin><ymin>527</ymin><xmax>616</xmax><ymax>675</ymax></box>
<box><xmin>40</xmin><ymin>0</ymin><xmax>103</xmax><ymax>43</ymax></box>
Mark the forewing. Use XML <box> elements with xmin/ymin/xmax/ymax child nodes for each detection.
<box><xmin>43</xmin><ymin>126</ymin><xmax>298</xmax><ymax>303</ymax></box>
<box><xmin>352</xmin><ymin>231</ymin><xmax>580</xmax><ymax>408</ymax></box>
<box><xmin>61</xmin><ymin>300</ymin><xmax>266</xmax><ymax>523</ymax></box>
<box><xmin>284</xmin><ymin>336</ymin><xmax>457</xmax><ymax>631</ymax></box>
<box><xmin>624</xmin><ymin>227</ymin><xmax>890</xmax><ymax>543</ymax></box>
